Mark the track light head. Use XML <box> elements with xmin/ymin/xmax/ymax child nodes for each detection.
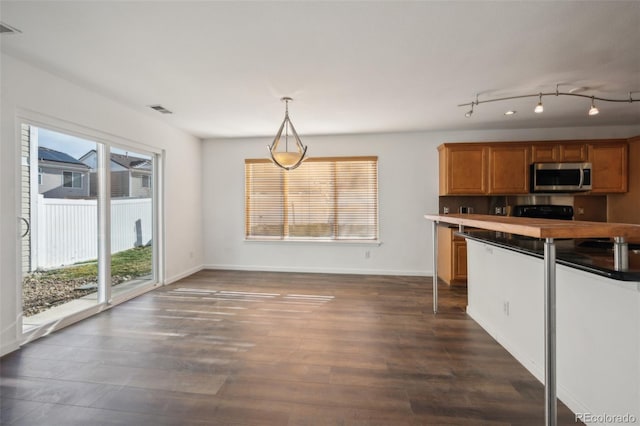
<box><xmin>534</xmin><ymin>93</ymin><xmax>544</xmax><ymax>113</ymax></box>
<box><xmin>465</xmin><ymin>103</ymin><xmax>474</xmax><ymax>118</ymax></box>
<box><xmin>588</xmin><ymin>97</ymin><xmax>599</xmax><ymax>116</ymax></box>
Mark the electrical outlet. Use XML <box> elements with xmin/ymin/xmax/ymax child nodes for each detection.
<box><xmin>443</xmin><ymin>206</ymin><xmax>449</xmax><ymax>214</ymax></box>
<box><xmin>576</xmin><ymin>207</ymin><xmax>585</xmax><ymax>215</ymax></box>
<box><xmin>503</xmin><ymin>301</ymin><xmax>510</xmax><ymax>316</ymax></box>
<box><xmin>365</xmin><ymin>250</ymin><xmax>371</xmax><ymax>259</ymax></box>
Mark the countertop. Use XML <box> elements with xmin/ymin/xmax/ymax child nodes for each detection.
<box><xmin>423</xmin><ymin>213</ymin><xmax>640</xmax><ymax>240</ymax></box>
<box><xmin>424</xmin><ymin>213</ymin><xmax>640</xmax><ymax>281</ymax></box>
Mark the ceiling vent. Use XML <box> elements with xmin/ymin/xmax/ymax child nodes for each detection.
<box><xmin>0</xmin><ymin>22</ymin><xmax>22</xmax><ymax>34</ymax></box>
<box><xmin>148</xmin><ymin>105</ymin><xmax>173</xmax><ymax>114</ymax></box>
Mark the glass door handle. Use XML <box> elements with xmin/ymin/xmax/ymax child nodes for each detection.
<box><xmin>20</xmin><ymin>217</ymin><xmax>30</xmax><ymax>238</ymax></box>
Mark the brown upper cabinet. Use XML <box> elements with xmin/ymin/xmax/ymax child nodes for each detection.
<box><xmin>488</xmin><ymin>145</ymin><xmax>530</xmax><ymax>194</ymax></box>
<box><xmin>438</xmin><ymin>144</ymin><xmax>487</xmax><ymax>195</ymax></box>
<box><xmin>588</xmin><ymin>141</ymin><xmax>628</xmax><ymax>193</ymax></box>
<box><xmin>438</xmin><ymin>139</ymin><xmax>628</xmax><ymax>195</ymax></box>
<box><xmin>531</xmin><ymin>142</ymin><xmax>588</xmax><ymax>162</ymax></box>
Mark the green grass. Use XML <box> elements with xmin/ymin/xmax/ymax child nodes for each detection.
<box><xmin>38</xmin><ymin>245</ymin><xmax>152</xmax><ymax>280</ymax></box>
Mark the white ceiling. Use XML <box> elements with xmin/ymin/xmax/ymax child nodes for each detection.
<box><xmin>1</xmin><ymin>1</ymin><xmax>639</xmax><ymax>139</ymax></box>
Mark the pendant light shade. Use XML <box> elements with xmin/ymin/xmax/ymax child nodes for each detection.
<box><xmin>268</xmin><ymin>97</ymin><xmax>308</xmax><ymax>170</ymax></box>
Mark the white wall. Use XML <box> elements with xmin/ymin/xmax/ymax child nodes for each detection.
<box><xmin>0</xmin><ymin>53</ymin><xmax>203</xmax><ymax>356</ymax></box>
<box><xmin>202</xmin><ymin>125</ymin><xmax>640</xmax><ymax>276</ymax></box>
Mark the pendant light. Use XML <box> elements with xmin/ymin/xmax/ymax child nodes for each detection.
<box><xmin>268</xmin><ymin>97</ymin><xmax>308</xmax><ymax>170</ymax></box>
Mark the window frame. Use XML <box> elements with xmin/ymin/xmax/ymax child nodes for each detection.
<box><xmin>62</xmin><ymin>171</ymin><xmax>83</xmax><ymax>188</ymax></box>
<box><xmin>244</xmin><ymin>156</ymin><xmax>379</xmax><ymax>243</ymax></box>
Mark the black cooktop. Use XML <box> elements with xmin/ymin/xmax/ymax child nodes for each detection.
<box><xmin>511</xmin><ymin>204</ymin><xmax>574</xmax><ymax>220</ymax></box>
<box><xmin>459</xmin><ymin>230</ymin><xmax>640</xmax><ymax>282</ymax></box>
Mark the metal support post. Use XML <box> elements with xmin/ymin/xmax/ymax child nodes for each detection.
<box><xmin>544</xmin><ymin>238</ymin><xmax>557</xmax><ymax>426</ymax></box>
<box><xmin>613</xmin><ymin>236</ymin><xmax>629</xmax><ymax>271</ymax></box>
<box><xmin>432</xmin><ymin>221</ymin><xmax>438</xmax><ymax>314</ymax></box>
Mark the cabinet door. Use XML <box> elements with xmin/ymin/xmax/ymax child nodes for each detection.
<box><xmin>531</xmin><ymin>142</ymin><xmax>588</xmax><ymax>162</ymax></box>
<box><xmin>488</xmin><ymin>145</ymin><xmax>530</xmax><ymax>194</ymax></box>
<box><xmin>531</xmin><ymin>144</ymin><xmax>558</xmax><ymax>162</ymax></box>
<box><xmin>588</xmin><ymin>142</ymin><xmax>628</xmax><ymax>193</ymax></box>
<box><xmin>437</xmin><ymin>226</ymin><xmax>453</xmax><ymax>284</ymax></box>
<box><xmin>441</xmin><ymin>145</ymin><xmax>487</xmax><ymax>195</ymax></box>
<box><xmin>453</xmin><ymin>240</ymin><xmax>467</xmax><ymax>281</ymax></box>
<box><xmin>559</xmin><ymin>143</ymin><xmax>588</xmax><ymax>162</ymax></box>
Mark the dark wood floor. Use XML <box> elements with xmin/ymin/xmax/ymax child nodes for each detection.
<box><xmin>1</xmin><ymin>270</ymin><xmax>581</xmax><ymax>425</ymax></box>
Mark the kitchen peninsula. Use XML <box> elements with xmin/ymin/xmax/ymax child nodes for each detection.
<box><xmin>424</xmin><ymin>214</ymin><xmax>640</xmax><ymax>426</ymax></box>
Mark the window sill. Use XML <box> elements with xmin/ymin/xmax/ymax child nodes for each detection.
<box><xmin>244</xmin><ymin>238</ymin><xmax>382</xmax><ymax>246</ymax></box>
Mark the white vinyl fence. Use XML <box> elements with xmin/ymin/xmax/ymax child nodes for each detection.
<box><xmin>34</xmin><ymin>195</ymin><xmax>152</xmax><ymax>270</ymax></box>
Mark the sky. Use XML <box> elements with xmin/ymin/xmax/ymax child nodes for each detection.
<box><xmin>36</xmin><ymin>127</ymin><xmax>150</xmax><ymax>159</ymax></box>
<box><xmin>37</xmin><ymin>127</ymin><xmax>95</xmax><ymax>159</ymax></box>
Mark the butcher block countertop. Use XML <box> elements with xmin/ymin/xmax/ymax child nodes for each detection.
<box><xmin>423</xmin><ymin>214</ymin><xmax>640</xmax><ymax>240</ymax></box>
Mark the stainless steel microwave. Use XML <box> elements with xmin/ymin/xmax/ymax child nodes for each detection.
<box><xmin>530</xmin><ymin>162</ymin><xmax>592</xmax><ymax>193</ymax></box>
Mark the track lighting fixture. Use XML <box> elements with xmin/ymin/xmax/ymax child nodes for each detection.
<box><xmin>465</xmin><ymin>103</ymin><xmax>474</xmax><ymax>118</ymax></box>
<box><xmin>459</xmin><ymin>87</ymin><xmax>638</xmax><ymax>118</ymax></box>
<box><xmin>588</xmin><ymin>96</ymin><xmax>599</xmax><ymax>116</ymax></box>
<box><xmin>268</xmin><ymin>97</ymin><xmax>308</xmax><ymax>170</ymax></box>
<box><xmin>534</xmin><ymin>93</ymin><xmax>544</xmax><ymax>113</ymax></box>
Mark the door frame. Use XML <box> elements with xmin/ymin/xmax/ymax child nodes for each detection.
<box><xmin>15</xmin><ymin>110</ymin><xmax>165</xmax><ymax>344</ymax></box>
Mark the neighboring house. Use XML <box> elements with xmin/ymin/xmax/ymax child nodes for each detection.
<box><xmin>80</xmin><ymin>150</ymin><xmax>152</xmax><ymax>198</ymax></box>
<box><xmin>38</xmin><ymin>147</ymin><xmax>90</xmax><ymax>199</ymax></box>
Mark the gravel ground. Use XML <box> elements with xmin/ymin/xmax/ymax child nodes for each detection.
<box><xmin>22</xmin><ymin>274</ymin><xmax>131</xmax><ymax>317</ymax></box>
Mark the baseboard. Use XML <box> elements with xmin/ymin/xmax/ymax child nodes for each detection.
<box><xmin>202</xmin><ymin>263</ymin><xmax>430</xmax><ymax>277</ymax></box>
<box><xmin>164</xmin><ymin>264</ymin><xmax>204</xmax><ymax>285</ymax></box>
<box><xmin>0</xmin><ymin>339</ymin><xmax>20</xmax><ymax>357</ymax></box>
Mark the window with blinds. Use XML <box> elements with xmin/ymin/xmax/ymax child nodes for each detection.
<box><xmin>245</xmin><ymin>156</ymin><xmax>378</xmax><ymax>241</ymax></box>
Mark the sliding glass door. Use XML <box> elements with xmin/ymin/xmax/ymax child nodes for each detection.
<box><xmin>19</xmin><ymin>123</ymin><xmax>159</xmax><ymax>332</ymax></box>
<box><xmin>109</xmin><ymin>147</ymin><xmax>155</xmax><ymax>299</ymax></box>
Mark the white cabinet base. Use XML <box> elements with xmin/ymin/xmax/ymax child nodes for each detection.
<box><xmin>465</xmin><ymin>239</ymin><xmax>640</xmax><ymax>425</ymax></box>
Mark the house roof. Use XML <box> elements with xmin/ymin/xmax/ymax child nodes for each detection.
<box><xmin>80</xmin><ymin>149</ymin><xmax>152</xmax><ymax>171</ymax></box>
<box><xmin>110</xmin><ymin>153</ymin><xmax>152</xmax><ymax>171</ymax></box>
<box><xmin>38</xmin><ymin>147</ymin><xmax>88</xmax><ymax>167</ymax></box>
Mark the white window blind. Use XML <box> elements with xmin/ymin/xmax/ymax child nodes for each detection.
<box><xmin>245</xmin><ymin>156</ymin><xmax>378</xmax><ymax>241</ymax></box>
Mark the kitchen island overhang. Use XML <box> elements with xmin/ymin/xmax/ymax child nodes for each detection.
<box><xmin>424</xmin><ymin>214</ymin><xmax>640</xmax><ymax>426</ymax></box>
